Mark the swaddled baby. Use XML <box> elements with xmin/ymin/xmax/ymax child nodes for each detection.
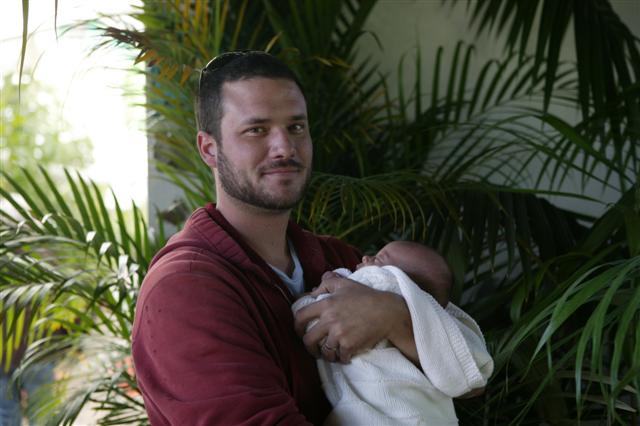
<box><xmin>292</xmin><ymin>241</ymin><xmax>494</xmax><ymax>426</ymax></box>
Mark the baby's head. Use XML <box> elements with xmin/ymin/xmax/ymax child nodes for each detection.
<box><xmin>357</xmin><ymin>241</ymin><xmax>452</xmax><ymax>306</ymax></box>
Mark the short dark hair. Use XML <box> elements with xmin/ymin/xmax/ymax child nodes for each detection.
<box><xmin>196</xmin><ymin>50</ymin><xmax>304</xmax><ymax>142</ymax></box>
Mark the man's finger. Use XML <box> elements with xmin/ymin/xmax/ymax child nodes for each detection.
<box><xmin>310</xmin><ymin>273</ymin><xmax>339</xmax><ymax>296</ymax></box>
<box><xmin>309</xmin><ymin>284</ymin><xmax>328</xmax><ymax>297</ymax></box>
<box><xmin>319</xmin><ymin>338</ymin><xmax>339</xmax><ymax>363</ymax></box>
<box><xmin>311</xmin><ymin>274</ymin><xmax>360</xmax><ymax>297</ymax></box>
<box><xmin>322</xmin><ymin>270</ymin><xmax>340</xmax><ymax>280</ymax></box>
<box><xmin>294</xmin><ymin>298</ymin><xmax>328</xmax><ymax>336</ymax></box>
<box><xmin>302</xmin><ymin>322</ymin><xmax>330</xmax><ymax>358</ymax></box>
<box><xmin>338</xmin><ymin>347</ymin><xmax>352</xmax><ymax>364</ymax></box>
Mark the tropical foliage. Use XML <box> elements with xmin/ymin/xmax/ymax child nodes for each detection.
<box><xmin>3</xmin><ymin>0</ymin><xmax>639</xmax><ymax>424</ymax></box>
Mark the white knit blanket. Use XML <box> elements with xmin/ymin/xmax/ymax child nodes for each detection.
<box><xmin>291</xmin><ymin>265</ymin><xmax>494</xmax><ymax>426</ymax></box>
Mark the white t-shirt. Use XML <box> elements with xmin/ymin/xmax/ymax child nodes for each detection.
<box><xmin>268</xmin><ymin>239</ymin><xmax>304</xmax><ymax>296</ymax></box>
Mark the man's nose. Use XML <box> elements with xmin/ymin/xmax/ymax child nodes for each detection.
<box><xmin>270</xmin><ymin>128</ymin><xmax>296</xmax><ymax>158</ymax></box>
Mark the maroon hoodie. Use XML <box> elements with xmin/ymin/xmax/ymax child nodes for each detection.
<box><xmin>132</xmin><ymin>204</ymin><xmax>361</xmax><ymax>425</ymax></box>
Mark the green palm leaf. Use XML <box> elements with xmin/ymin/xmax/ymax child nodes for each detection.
<box><xmin>1</xmin><ymin>167</ymin><xmax>159</xmax><ymax>422</ymax></box>
<box><xmin>448</xmin><ymin>0</ymin><xmax>640</xmax><ymax>172</ymax></box>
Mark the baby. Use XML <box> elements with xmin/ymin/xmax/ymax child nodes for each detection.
<box><xmin>292</xmin><ymin>241</ymin><xmax>493</xmax><ymax>426</ymax></box>
<box><xmin>356</xmin><ymin>240</ymin><xmax>452</xmax><ymax>307</ymax></box>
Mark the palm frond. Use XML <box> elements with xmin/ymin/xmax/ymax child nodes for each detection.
<box><xmin>1</xmin><ymin>167</ymin><xmax>158</xmax><ymax>421</ymax></box>
<box><xmin>448</xmin><ymin>0</ymin><xmax>640</xmax><ymax>170</ymax></box>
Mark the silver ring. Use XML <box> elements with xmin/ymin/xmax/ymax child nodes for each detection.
<box><xmin>322</xmin><ymin>343</ymin><xmax>338</xmax><ymax>352</ymax></box>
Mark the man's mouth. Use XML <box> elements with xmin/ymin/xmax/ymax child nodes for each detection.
<box><xmin>261</xmin><ymin>160</ymin><xmax>304</xmax><ymax>176</ymax></box>
<box><xmin>263</xmin><ymin>168</ymin><xmax>301</xmax><ymax>175</ymax></box>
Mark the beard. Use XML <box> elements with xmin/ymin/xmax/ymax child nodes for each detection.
<box><xmin>216</xmin><ymin>148</ymin><xmax>311</xmax><ymax>212</ymax></box>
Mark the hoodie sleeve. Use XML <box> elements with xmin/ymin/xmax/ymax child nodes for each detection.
<box><xmin>132</xmin><ymin>269</ymin><xmax>312</xmax><ymax>426</ymax></box>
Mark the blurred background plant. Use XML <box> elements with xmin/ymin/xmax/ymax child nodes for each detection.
<box><xmin>2</xmin><ymin>0</ymin><xmax>638</xmax><ymax>424</ymax></box>
<box><xmin>0</xmin><ymin>72</ymin><xmax>93</xmax><ymax>192</ymax></box>
<box><xmin>0</xmin><ymin>68</ymin><xmax>94</xmax><ymax>424</ymax></box>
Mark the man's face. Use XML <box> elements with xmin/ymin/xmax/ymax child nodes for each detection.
<box><xmin>214</xmin><ymin>77</ymin><xmax>312</xmax><ymax>212</ymax></box>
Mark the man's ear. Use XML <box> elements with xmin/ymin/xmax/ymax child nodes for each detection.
<box><xmin>197</xmin><ymin>131</ymin><xmax>218</xmax><ymax>168</ymax></box>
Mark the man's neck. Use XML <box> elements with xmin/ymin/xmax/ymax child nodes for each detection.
<box><xmin>216</xmin><ymin>197</ymin><xmax>293</xmax><ymax>274</ymax></box>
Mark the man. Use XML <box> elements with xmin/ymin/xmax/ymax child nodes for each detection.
<box><xmin>132</xmin><ymin>51</ymin><xmax>444</xmax><ymax>425</ymax></box>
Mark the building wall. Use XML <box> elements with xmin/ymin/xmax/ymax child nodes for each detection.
<box><xmin>360</xmin><ymin>1</ymin><xmax>638</xmax><ymax>92</ymax></box>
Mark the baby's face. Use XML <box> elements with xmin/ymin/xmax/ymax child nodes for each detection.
<box><xmin>356</xmin><ymin>243</ymin><xmax>402</xmax><ymax>270</ymax></box>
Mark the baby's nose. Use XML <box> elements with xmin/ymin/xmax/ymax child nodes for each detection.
<box><xmin>356</xmin><ymin>256</ymin><xmax>372</xmax><ymax>270</ymax></box>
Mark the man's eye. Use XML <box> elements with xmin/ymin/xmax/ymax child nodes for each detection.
<box><xmin>289</xmin><ymin>123</ymin><xmax>305</xmax><ymax>133</ymax></box>
<box><xmin>246</xmin><ymin>127</ymin><xmax>266</xmax><ymax>135</ymax></box>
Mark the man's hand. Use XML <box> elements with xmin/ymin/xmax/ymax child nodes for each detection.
<box><xmin>294</xmin><ymin>271</ymin><xmax>419</xmax><ymax>364</ymax></box>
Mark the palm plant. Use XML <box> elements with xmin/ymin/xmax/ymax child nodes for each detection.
<box><xmin>4</xmin><ymin>0</ymin><xmax>639</xmax><ymax>424</ymax></box>
<box><xmin>1</xmin><ymin>167</ymin><xmax>163</xmax><ymax>424</ymax></box>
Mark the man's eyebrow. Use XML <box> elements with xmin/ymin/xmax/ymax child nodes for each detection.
<box><xmin>240</xmin><ymin>114</ymin><xmax>308</xmax><ymax>125</ymax></box>
<box><xmin>240</xmin><ymin>117</ymin><xmax>270</xmax><ymax>125</ymax></box>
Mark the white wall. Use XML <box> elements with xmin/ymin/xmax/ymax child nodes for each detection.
<box><xmin>148</xmin><ymin>134</ymin><xmax>184</xmax><ymax>234</ymax></box>
<box><xmin>360</xmin><ymin>1</ymin><xmax>638</xmax><ymax>94</ymax></box>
